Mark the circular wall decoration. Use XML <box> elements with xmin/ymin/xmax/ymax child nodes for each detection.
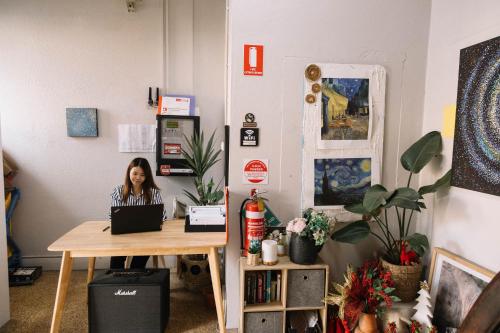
<box><xmin>305</xmin><ymin>64</ymin><xmax>321</xmax><ymax>81</ymax></box>
<box><xmin>305</xmin><ymin>94</ymin><xmax>316</xmax><ymax>104</ymax></box>
<box><xmin>311</xmin><ymin>83</ymin><xmax>321</xmax><ymax>93</ymax></box>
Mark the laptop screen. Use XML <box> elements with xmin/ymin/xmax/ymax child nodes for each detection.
<box><xmin>111</xmin><ymin>204</ymin><xmax>164</xmax><ymax>235</ymax></box>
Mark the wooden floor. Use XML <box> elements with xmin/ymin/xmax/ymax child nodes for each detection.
<box><xmin>0</xmin><ymin>270</ymin><xmax>220</xmax><ymax>333</ymax></box>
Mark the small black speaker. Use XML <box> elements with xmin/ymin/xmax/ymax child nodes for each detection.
<box><xmin>88</xmin><ymin>269</ymin><xmax>170</xmax><ymax>333</ymax></box>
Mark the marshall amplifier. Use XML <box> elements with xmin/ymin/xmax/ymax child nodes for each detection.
<box><xmin>88</xmin><ymin>269</ymin><xmax>170</xmax><ymax>333</ymax></box>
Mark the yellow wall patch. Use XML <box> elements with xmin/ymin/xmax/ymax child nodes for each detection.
<box><xmin>442</xmin><ymin>104</ymin><xmax>456</xmax><ymax>138</ymax></box>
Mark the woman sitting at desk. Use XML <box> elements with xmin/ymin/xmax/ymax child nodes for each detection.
<box><xmin>110</xmin><ymin>157</ymin><xmax>166</xmax><ymax>269</ymax></box>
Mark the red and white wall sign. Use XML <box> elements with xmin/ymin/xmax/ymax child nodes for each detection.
<box><xmin>243</xmin><ymin>159</ymin><xmax>269</xmax><ymax>184</ymax></box>
<box><xmin>243</xmin><ymin>44</ymin><xmax>264</xmax><ymax>76</ymax></box>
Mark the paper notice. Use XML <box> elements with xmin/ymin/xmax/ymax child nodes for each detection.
<box><xmin>118</xmin><ymin>124</ymin><xmax>156</xmax><ymax>152</ymax></box>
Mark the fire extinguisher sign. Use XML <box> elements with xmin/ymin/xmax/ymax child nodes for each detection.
<box><xmin>243</xmin><ymin>44</ymin><xmax>263</xmax><ymax>76</ymax></box>
<box><xmin>243</xmin><ymin>159</ymin><xmax>269</xmax><ymax>184</ymax></box>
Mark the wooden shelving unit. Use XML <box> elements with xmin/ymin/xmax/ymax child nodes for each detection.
<box><xmin>239</xmin><ymin>256</ymin><xmax>329</xmax><ymax>333</ymax></box>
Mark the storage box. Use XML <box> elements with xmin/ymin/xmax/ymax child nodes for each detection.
<box><xmin>287</xmin><ymin>269</ymin><xmax>325</xmax><ymax>308</ymax></box>
<box><xmin>244</xmin><ymin>311</ymin><xmax>283</xmax><ymax>333</ymax></box>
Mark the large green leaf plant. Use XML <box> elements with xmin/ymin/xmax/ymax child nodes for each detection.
<box><xmin>181</xmin><ymin>130</ymin><xmax>224</xmax><ymax>206</ymax></box>
<box><xmin>331</xmin><ymin>131</ymin><xmax>451</xmax><ymax>264</ymax></box>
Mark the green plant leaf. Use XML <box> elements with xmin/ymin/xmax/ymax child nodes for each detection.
<box><xmin>391</xmin><ymin>295</ymin><xmax>401</xmax><ymax>302</ymax></box>
<box><xmin>330</xmin><ymin>220</ymin><xmax>370</xmax><ymax>244</ymax></box>
<box><xmin>404</xmin><ymin>233</ymin><xmax>429</xmax><ymax>257</ymax></box>
<box><xmin>363</xmin><ymin>185</ymin><xmax>391</xmax><ymax>212</ymax></box>
<box><xmin>385</xmin><ymin>187</ymin><xmax>421</xmax><ymax>210</ymax></box>
<box><xmin>400</xmin><ymin>131</ymin><xmax>443</xmax><ymax>174</ymax></box>
<box><xmin>183</xmin><ymin>189</ymin><xmax>202</xmax><ymax>206</ymax></box>
<box><xmin>344</xmin><ymin>203</ymin><xmax>370</xmax><ymax>215</ymax></box>
<box><xmin>418</xmin><ymin>169</ymin><xmax>452</xmax><ymax>195</ymax></box>
<box><xmin>417</xmin><ymin>201</ymin><xmax>426</xmax><ymax>209</ymax></box>
<box><xmin>384</xmin><ymin>287</ymin><xmax>395</xmax><ymax>294</ymax></box>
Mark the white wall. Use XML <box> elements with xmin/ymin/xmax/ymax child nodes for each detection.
<box><xmin>420</xmin><ymin>0</ymin><xmax>500</xmax><ymax>273</ymax></box>
<box><xmin>226</xmin><ymin>0</ymin><xmax>432</xmax><ymax>328</ymax></box>
<box><xmin>0</xmin><ymin>0</ymin><xmax>225</xmax><ymax>270</ymax></box>
<box><xmin>0</xmin><ymin>120</ymin><xmax>10</xmax><ymax>326</ymax></box>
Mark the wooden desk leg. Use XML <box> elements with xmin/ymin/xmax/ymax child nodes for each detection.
<box><xmin>153</xmin><ymin>256</ymin><xmax>159</xmax><ymax>269</ymax></box>
<box><xmin>177</xmin><ymin>255</ymin><xmax>182</xmax><ymax>278</ymax></box>
<box><xmin>87</xmin><ymin>257</ymin><xmax>96</xmax><ymax>284</ymax></box>
<box><xmin>208</xmin><ymin>247</ymin><xmax>226</xmax><ymax>333</ymax></box>
<box><xmin>50</xmin><ymin>251</ymin><xmax>73</xmax><ymax>333</ymax></box>
<box><xmin>159</xmin><ymin>255</ymin><xmax>166</xmax><ymax>268</ymax></box>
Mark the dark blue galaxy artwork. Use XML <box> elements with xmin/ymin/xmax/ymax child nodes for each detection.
<box><xmin>314</xmin><ymin>158</ymin><xmax>371</xmax><ymax>206</ymax></box>
<box><xmin>451</xmin><ymin>36</ymin><xmax>500</xmax><ymax>196</ymax></box>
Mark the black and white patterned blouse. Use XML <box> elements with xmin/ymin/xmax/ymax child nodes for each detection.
<box><xmin>111</xmin><ymin>185</ymin><xmax>167</xmax><ymax>220</ymax></box>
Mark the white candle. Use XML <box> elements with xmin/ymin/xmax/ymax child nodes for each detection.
<box><xmin>262</xmin><ymin>240</ymin><xmax>278</xmax><ymax>265</ymax></box>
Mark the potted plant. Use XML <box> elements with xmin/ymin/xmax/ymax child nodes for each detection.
<box><xmin>331</xmin><ymin>131</ymin><xmax>451</xmax><ymax>302</ymax></box>
<box><xmin>325</xmin><ymin>260</ymin><xmax>400</xmax><ymax>333</ymax></box>
<box><xmin>181</xmin><ymin>130</ymin><xmax>224</xmax><ymax>206</ymax></box>
<box><xmin>179</xmin><ymin>130</ymin><xmax>223</xmax><ymax>289</ymax></box>
<box><xmin>247</xmin><ymin>241</ymin><xmax>261</xmax><ymax>266</ymax></box>
<box><xmin>287</xmin><ymin>208</ymin><xmax>333</xmax><ymax>264</ymax></box>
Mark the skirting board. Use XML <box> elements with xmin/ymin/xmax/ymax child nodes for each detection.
<box><xmin>21</xmin><ymin>255</ymin><xmax>178</xmax><ymax>271</ymax></box>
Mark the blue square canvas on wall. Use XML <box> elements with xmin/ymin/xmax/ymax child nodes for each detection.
<box><xmin>66</xmin><ymin>108</ymin><xmax>98</xmax><ymax>137</ymax></box>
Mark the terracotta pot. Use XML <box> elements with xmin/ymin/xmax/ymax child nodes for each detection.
<box><xmin>289</xmin><ymin>234</ymin><xmax>321</xmax><ymax>265</ymax></box>
<box><xmin>355</xmin><ymin>313</ymin><xmax>379</xmax><ymax>333</ymax></box>
<box><xmin>381</xmin><ymin>258</ymin><xmax>423</xmax><ymax>302</ymax></box>
<box><xmin>247</xmin><ymin>253</ymin><xmax>260</xmax><ymax>266</ymax></box>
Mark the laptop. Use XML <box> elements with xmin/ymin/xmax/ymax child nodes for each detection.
<box><xmin>111</xmin><ymin>204</ymin><xmax>164</xmax><ymax>235</ymax></box>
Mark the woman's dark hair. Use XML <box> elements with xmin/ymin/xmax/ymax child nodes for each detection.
<box><xmin>122</xmin><ymin>157</ymin><xmax>159</xmax><ymax>204</ymax></box>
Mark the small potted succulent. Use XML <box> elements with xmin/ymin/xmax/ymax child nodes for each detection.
<box><xmin>286</xmin><ymin>208</ymin><xmax>333</xmax><ymax>264</ymax></box>
<box><xmin>246</xmin><ymin>240</ymin><xmax>261</xmax><ymax>266</ymax></box>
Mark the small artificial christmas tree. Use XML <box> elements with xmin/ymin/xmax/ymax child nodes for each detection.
<box><xmin>411</xmin><ymin>281</ymin><xmax>433</xmax><ymax>328</ymax></box>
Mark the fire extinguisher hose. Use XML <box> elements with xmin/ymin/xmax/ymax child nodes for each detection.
<box><xmin>239</xmin><ymin>199</ymin><xmax>251</xmax><ymax>251</ymax></box>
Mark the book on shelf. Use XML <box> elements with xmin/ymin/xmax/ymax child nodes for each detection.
<box><xmin>276</xmin><ymin>272</ymin><xmax>281</xmax><ymax>301</ymax></box>
<box><xmin>271</xmin><ymin>280</ymin><xmax>277</xmax><ymax>302</ymax></box>
<box><xmin>266</xmin><ymin>270</ymin><xmax>271</xmax><ymax>303</ymax></box>
<box><xmin>244</xmin><ymin>270</ymin><xmax>282</xmax><ymax>305</ymax></box>
<box><xmin>257</xmin><ymin>272</ymin><xmax>263</xmax><ymax>303</ymax></box>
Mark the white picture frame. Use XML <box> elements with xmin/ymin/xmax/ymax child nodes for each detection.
<box><xmin>301</xmin><ymin>64</ymin><xmax>385</xmax><ymax>212</ymax></box>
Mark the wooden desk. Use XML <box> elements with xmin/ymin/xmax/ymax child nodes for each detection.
<box><xmin>48</xmin><ymin>219</ymin><xmax>227</xmax><ymax>333</ymax></box>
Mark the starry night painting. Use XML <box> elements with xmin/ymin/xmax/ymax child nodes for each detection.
<box><xmin>451</xmin><ymin>36</ymin><xmax>500</xmax><ymax>196</ymax></box>
<box><xmin>321</xmin><ymin>78</ymin><xmax>369</xmax><ymax>141</ymax></box>
<box><xmin>314</xmin><ymin>158</ymin><xmax>371</xmax><ymax>206</ymax></box>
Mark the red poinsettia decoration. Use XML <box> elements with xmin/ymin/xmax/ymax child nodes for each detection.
<box><xmin>384</xmin><ymin>322</ymin><xmax>397</xmax><ymax>333</ymax></box>
<box><xmin>400</xmin><ymin>242</ymin><xmax>419</xmax><ymax>266</ymax></box>
<box><xmin>325</xmin><ymin>260</ymin><xmax>401</xmax><ymax>329</ymax></box>
<box><xmin>410</xmin><ymin>320</ymin><xmax>422</xmax><ymax>333</ymax></box>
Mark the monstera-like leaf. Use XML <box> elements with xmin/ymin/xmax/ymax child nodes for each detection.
<box><xmin>400</xmin><ymin>131</ymin><xmax>442</xmax><ymax>174</ymax></box>
<box><xmin>331</xmin><ymin>220</ymin><xmax>370</xmax><ymax>244</ymax></box>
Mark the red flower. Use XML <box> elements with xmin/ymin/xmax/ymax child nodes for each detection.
<box><xmin>410</xmin><ymin>320</ymin><xmax>422</xmax><ymax>333</ymax></box>
<box><xmin>384</xmin><ymin>322</ymin><xmax>397</xmax><ymax>333</ymax></box>
<box><xmin>400</xmin><ymin>243</ymin><xmax>419</xmax><ymax>266</ymax></box>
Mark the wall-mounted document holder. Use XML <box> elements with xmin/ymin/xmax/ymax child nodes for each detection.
<box><xmin>156</xmin><ymin>115</ymin><xmax>200</xmax><ymax>176</ymax></box>
<box><xmin>185</xmin><ymin>205</ymin><xmax>226</xmax><ymax>232</ymax></box>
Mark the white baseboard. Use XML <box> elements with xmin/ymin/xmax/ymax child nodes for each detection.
<box><xmin>21</xmin><ymin>255</ymin><xmax>178</xmax><ymax>271</ymax></box>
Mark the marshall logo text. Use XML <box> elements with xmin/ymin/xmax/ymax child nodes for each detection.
<box><xmin>114</xmin><ymin>289</ymin><xmax>137</xmax><ymax>296</ymax></box>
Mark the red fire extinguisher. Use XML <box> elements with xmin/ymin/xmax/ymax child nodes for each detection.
<box><xmin>240</xmin><ymin>189</ymin><xmax>266</xmax><ymax>256</ymax></box>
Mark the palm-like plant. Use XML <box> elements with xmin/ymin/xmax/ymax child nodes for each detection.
<box><xmin>181</xmin><ymin>130</ymin><xmax>224</xmax><ymax>206</ymax></box>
